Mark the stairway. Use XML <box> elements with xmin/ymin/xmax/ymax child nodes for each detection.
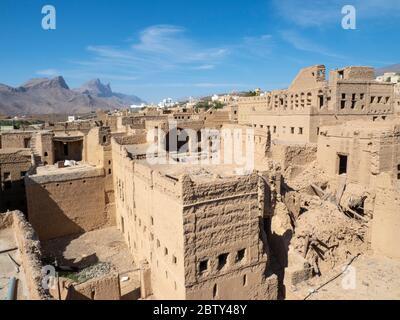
<box><xmin>29</xmin><ymin>133</ymin><xmax>42</xmax><ymax>166</ymax></box>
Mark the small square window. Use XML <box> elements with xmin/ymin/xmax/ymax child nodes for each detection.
<box><xmin>218</xmin><ymin>253</ymin><xmax>229</xmax><ymax>270</ymax></box>
<box><xmin>199</xmin><ymin>260</ymin><xmax>208</xmax><ymax>273</ymax></box>
<box><xmin>3</xmin><ymin>172</ymin><xmax>11</xmax><ymax>181</ymax></box>
<box><xmin>236</xmin><ymin>249</ymin><xmax>246</xmax><ymax>263</ymax></box>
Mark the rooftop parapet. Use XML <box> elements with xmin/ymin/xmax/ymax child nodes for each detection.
<box><xmin>25</xmin><ymin>163</ymin><xmax>104</xmax><ymax>184</ymax></box>
<box><xmin>319</xmin><ymin>120</ymin><xmax>400</xmax><ymax>138</ymax></box>
<box><xmin>329</xmin><ymin>66</ymin><xmax>376</xmax><ymax>83</ymax></box>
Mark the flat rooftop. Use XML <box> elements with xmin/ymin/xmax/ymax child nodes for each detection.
<box><xmin>125</xmin><ymin>143</ymin><xmax>152</xmax><ymax>158</ymax></box>
<box><xmin>137</xmin><ymin>160</ymin><xmax>254</xmax><ymax>182</ymax></box>
<box><xmin>27</xmin><ymin>163</ymin><xmax>103</xmax><ymax>184</ymax></box>
<box><xmin>0</xmin><ymin>148</ymin><xmax>32</xmax><ymax>156</ymax></box>
<box><xmin>321</xmin><ymin>120</ymin><xmax>400</xmax><ymax>137</ymax></box>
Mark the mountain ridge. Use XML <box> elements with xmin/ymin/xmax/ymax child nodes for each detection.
<box><xmin>375</xmin><ymin>64</ymin><xmax>400</xmax><ymax>76</ymax></box>
<box><xmin>0</xmin><ymin>76</ymin><xmax>145</xmax><ymax>116</ymax></box>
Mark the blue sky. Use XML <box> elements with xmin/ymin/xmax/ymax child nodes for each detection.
<box><xmin>0</xmin><ymin>0</ymin><xmax>399</xmax><ymax>102</ymax></box>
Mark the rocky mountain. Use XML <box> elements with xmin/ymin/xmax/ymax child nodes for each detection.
<box><xmin>375</xmin><ymin>64</ymin><xmax>400</xmax><ymax>76</ymax></box>
<box><xmin>74</xmin><ymin>78</ymin><xmax>144</xmax><ymax>106</ymax></box>
<box><xmin>0</xmin><ymin>77</ymin><xmax>145</xmax><ymax>116</ymax></box>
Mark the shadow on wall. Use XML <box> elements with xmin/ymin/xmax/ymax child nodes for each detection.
<box><xmin>269</xmin><ymin>229</ymin><xmax>293</xmax><ymax>299</ymax></box>
<box><xmin>0</xmin><ymin>180</ymin><xmax>28</xmax><ymax>214</ymax></box>
<box><xmin>26</xmin><ymin>180</ymin><xmax>85</xmax><ymax>241</ymax></box>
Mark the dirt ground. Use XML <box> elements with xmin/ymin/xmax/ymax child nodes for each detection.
<box><xmin>41</xmin><ymin>227</ymin><xmax>140</xmax><ymax>299</ymax></box>
<box><xmin>286</xmin><ymin>254</ymin><xmax>400</xmax><ymax>300</ymax></box>
<box><xmin>0</xmin><ymin>227</ymin><xmax>27</xmax><ymax>300</ymax></box>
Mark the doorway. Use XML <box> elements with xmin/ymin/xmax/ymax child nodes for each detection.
<box><xmin>338</xmin><ymin>154</ymin><xmax>348</xmax><ymax>175</ymax></box>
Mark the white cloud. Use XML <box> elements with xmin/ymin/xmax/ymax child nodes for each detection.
<box><xmin>193</xmin><ymin>64</ymin><xmax>215</xmax><ymax>70</ymax></box>
<box><xmin>39</xmin><ymin>26</ymin><xmax>274</xmax><ymax>96</ymax></box>
<box><xmin>281</xmin><ymin>30</ymin><xmax>345</xmax><ymax>59</ymax></box>
<box><xmin>126</xmin><ymin>82</ymin><xmax>251</xmax><ymax>88</ymax></box>
<box><xmin>36</xmin><ymin>69</ymin><xmax>60</xmax><ymax>77</ymax></box>
<box><xmin>84</xmin><ymin>24</ymin><xmax>229</xmax><ymax>74</ymax></box>
<box><xmin>58</xmin><ymin>25</ymin><xmax>275</xmax><ymax>88</ymax></box>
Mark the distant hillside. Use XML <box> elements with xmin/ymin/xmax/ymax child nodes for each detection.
<box><xmin>375</xmin><ymin>64</ymin><xmax>400</xmax><ymax>76</ymax></box>
<box><xmin>0</xmin><ymin>77</ymin><xmax>145</xmax><ymax>116</ymax></box>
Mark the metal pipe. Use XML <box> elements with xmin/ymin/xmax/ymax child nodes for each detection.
<box><xmin>6</xmin><ymin>277</ymin><xmax>17</xmax><ymax>300</ymax></box>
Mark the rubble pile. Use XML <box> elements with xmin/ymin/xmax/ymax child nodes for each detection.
<box><xmin>289</xmin><ymin>195</ymin><xmax>369</xmax><ymax>276</ymax></box>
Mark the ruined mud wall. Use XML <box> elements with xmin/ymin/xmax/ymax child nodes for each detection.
<box><xmin>67</xmin><ymin>273</ymin><xmax>121</xmax><ymax>300</ymax></box>
<box><xmin>112</xmin><ymin>139</ymin><xmax>186</xmax><ymax>299</ymax></box>
<box><xmin>113</xmin><ymin>132</ymin><xmax>147</xmax><ymax>146</ymax></box>
<box><xmin>35</xmin><ymin>132</ymin><xmax>54</xmax><ymax>165</ymax></box>
<box><xmin>111</xmin><ymin>137</ymin><xmax>278</xmax><ymax>300</ymax></box>
<box><xmin>0</xmin><ymin>132</ymin><xmax>34</xmax><ymax>149</ymax></box>
<box><xmin>25</xmin><ymin>170</ymin><xmax>112</xmax><ymax>241</ymax></box>
<box><xmin>371</xmin><ymin>174</ymin><xmax>400</xmax><ymax>259</ymax></box>
<box><xmin>237</xmin><ymin>66</ymin><xmax>395</xmax><ymax>144</ymax></box>
<box><xmin>85</xmin><ymin>127</ymin><xmax>106</xmax><ymax>167</ymax></box>
<box><xmin>0</xmin><ymin>149</ymin><xmax>33</xmax><ymax>213</ymax></box>
<box><xmin>0</xmin><ymin>211</ymin><xmax>48</xmax><ymax>300</ymax></box>
<box><xmin>271</xmin><ymin>143</ymin><xmax>317</xmax><ymax>172</ymax></box>
<box><xmin>85</xmin><ymin>128</ymin><xmax>115</xmax><ymax>221</ymax></box>
<box><xmin>317</xmin><ymin>124</ymin><xmax>400</xmax><ymax>188</ymax></box>
<box><xmin>204</xmin><ymin>110</ymin><xmax>231</xmax><ymax>129</ymax></box>
<box><xmin>134</xmin><ymin>164</ymin><xmax>185</xmax><ymax>299</ymax></box>
<box><xmin>182</xmin><ymin>174</ymin><xmax>277</xmax><ymax>300</ymax></box>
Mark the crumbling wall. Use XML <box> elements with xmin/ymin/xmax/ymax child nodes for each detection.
<box><xmin>38</xmin><ymin>132</ymin><xmax>54</xmax><ymax>165</ymax></box>
<box><xmin>182</xmin><ymin>174</ymin><xmax>278</xmax><ymax>300</ymax></box>
<box><xmin>85</xmin><ymin>127</ymin><xmax>106</xmax><ymax>167</ymax></box>
<box><xmin>113</xmin><ymin>132</ymin><xmax>147</xmax><ymax>146</ymax></box>
<box><xmin>25</xmin><ymin>171</ymin><xmax>112</xmax><ymax>241</ymax></box>
<box><xmin>0</xmin><ymin>211</ymin><xmax>48</xmax><ymax>300</ymax></box>
<box><xmin>271</xmin><ymin>143</ymin><xmax>317</xmax><ymax>172</ymax></box>
<box><xmin>0</xmin><ymin>132</ymin><xmax>34</xmax><ymax>149</ymax></box>
<box><xmin>66</xmin><ymin>273</ymin><xmax>121</xmax><ymax>300</ymax></box>
<box><xmin>0</xmin><ymin>149</ymin><xmax>33</xmax><ymax>213</ymax></box>
<box><xmin>317</xmin><ymin>122</ymin><xmax>400</xmax><ymax>188</ymax></box>
<box><xmin>289</xmin><ymin>198</ymin><xmax>368</xmax><ymax>276</ymax></box>
<box><xmin>133</xmin><ymin>163</ymin><xmax>185</xmax><ymax>300</ymax></box>
<box><xmin>371</xmin><ymin>173</ymin><xmax>400</xmax><ymax>259</ymax></box>
<box><xmin>112</xmin><ymin>139</ymin><xmax>186</xmax><ymax>300</ymax></box>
